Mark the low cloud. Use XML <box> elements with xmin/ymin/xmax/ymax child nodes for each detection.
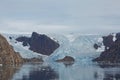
<box><xmin>0</xmin><ymin>0</ymin><xmax>120</xmax><ymax>34</ymax></box>
<box><xmin>0</xmin><ymin>20</ymin><xmax>71</xmax><ymax>33</ymax></box>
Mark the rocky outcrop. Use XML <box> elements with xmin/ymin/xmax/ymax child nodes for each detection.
<box><xmin>56</xmin><ymin>56</ymin><xmax>75</xmax><ymax>66</ymax></box>
<box><xmin>102</xmin><ymin>34</ymin><xmax>114</xmax><ymax>50</ymax></box>
<box><xmin>93</xmin><ymin>33</ymin><xmax>120</xmax><ymax>63</ymax></box>
<box><xmin>16</xmin><ymin>32</ymin><xmax>60</xmax><ymax>56</ymax></box>
<box><xmin>23</xmin><ymin>57</ymin><xmax>43</xmax><ymax>63</ymax></box>
<box><xmin>93</xmin><ymin>34</ymin><xmax>114</xmax><ymax>50</ymax></box>
<box><xmin>0</xmin><ymin>34</ymin><xmax>23</xmax><ymax>65</ymax></box>
<box><xmin>56</xmin><ymin>56</ymin><xmax>75</xmax><ymax>62</ymax></box>
<box><xmin>94</xmin><ymin>43</ymin><xmax>100</xmax><ymax>49</ymax></box>
<box><xmin>16</xmin><ymin>36</ymin><xmax>30</xmax><ymax>46</ymax></box>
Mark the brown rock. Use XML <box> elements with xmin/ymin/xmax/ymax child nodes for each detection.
<box><xmin>56</xmin><ymin>56</ymin><xmax>75</xmax><ymax>62</ymax></box>
<box><xmin>56</xmin><ymin>56</ymin><xmax>75</xmax><ymax>66</ymax></box>
<box><xmin>0</xmin><ymin>34</ymin><xmax>23</xmax><ymax>65</ymax></box>
<box><xmin>23</xmin><ymin>57</ymin><xmax>43</xmax><ymax>63</ymax></box>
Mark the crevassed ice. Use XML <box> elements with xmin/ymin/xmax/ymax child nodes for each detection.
<box><xmin>48</xmin><ymin>34</ymin><xmax>101</xmax><ymax>61</ymax></box>
<box><xmin>3</xmin><ymin>33</ymin><xmax>101</xmax><ymax>62</ymax></box>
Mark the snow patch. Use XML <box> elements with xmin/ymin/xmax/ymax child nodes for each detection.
<box><xmin>49</xmin><ymin>36</ymin><xmax>59</xmax><ymax>43</ymax></box>
<box><xmin>97</xmin><ymin>37</ymin><xmax>103</xmax><ymax>42</ymax></box>
<box><xmin>96</xmin><ymin>46</ymin><xmax>105</xmax><ymax>52</ymax></box>
<box><xmin>107</xmin><ymin>47</ymin><xmax>109</xmax><ymax>50</ymax></box>
<box><xmin>65</xmin><ymin>34</ymin><xmax>76</xmax><ymax>42</ymax></box>
<box><xmin>0</xmin><ymin>64</ymin><xmax>2</xmax><ymax>66</ymax></box>
<box><xmin>113</xmin><ymin>33</ymin><xmax>116</xmax><ymax>42</ymax></box>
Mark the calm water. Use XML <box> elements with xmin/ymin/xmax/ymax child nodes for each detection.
<box><xmin>1</xmin><ymin>62</ymin><xmax>120</xmax><ymax>80</ymax></box>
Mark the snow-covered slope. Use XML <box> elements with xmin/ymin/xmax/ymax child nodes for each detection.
<box><xmin>2</xmin><ymin>33</ymin><xmax>103</xmax><ymax>62</ymax></box>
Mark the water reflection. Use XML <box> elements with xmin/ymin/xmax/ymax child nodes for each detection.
<box><xmin>103</xmin><ymin>68</ymin><xmax>120</xmax><ymax>80</ymax></box>
<box><xmin>22</xmin><ymin>66</ymin><xmax>59</xmax><ymax>80</ymax></box>
<box><xmin>61</xmin><ymin>62</ymin><xmax>74</xmax><ymax>67</ymax></box>
<box><xmin>1</xmin><ymin>62</ymin><xmax>120</xmax><ymax>80</ymax></box>
<box><xmin>104</xmin><ymin>73</ymin><xmax>120</xmax><ymax>80</ymax></box>
<box><xmin>96</xmin><ymin>63</ymin><xmax>120</xmax><ymax>80</ymax></box>
<box><xmin>0</xmin><ymin>65</ymin><xmax>21</xmax><ymax>80</ymax></box>
<box><xmin>12</xmin><ymin>63</ymin><xmax>59</xmax><ymax>80</ymax></box>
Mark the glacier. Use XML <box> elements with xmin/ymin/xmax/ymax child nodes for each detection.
<box><xmin>2</xmin><ymin>33</ymin><xmax>103</xmax><ymax>63</ymax></box>
<box><xmin>47</xmin><ymin>33</ymin><xmax>103</xmax><ymax>63</ymax></box>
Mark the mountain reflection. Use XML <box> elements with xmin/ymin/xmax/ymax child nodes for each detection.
<box><xmin>1</xmin><ymin>62</ymin><xmax>120</xmax><ymax>80</ymax></box>
<box><xmin>103</xmin><ymin>71</ymin><xmax>120</xmax><ymax>80</ymax></box>
<box><xmin>93</xmin><ymin>70</ymin><xmax>120</xmax><ymax>80</ymax></box>
<box><xmin>22</xmin><ymin>66</ymin><xmax>59</xmax><ymax>80</ymax></box>
<box><xmin>0</xmin><ymin>65</ymin><xmax>20</xmax><ymax>80</ymax></box>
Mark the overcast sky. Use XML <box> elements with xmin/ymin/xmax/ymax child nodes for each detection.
<box><xmin>0</xmin><ymin>0</ymin><xmax>120</xmax><ymax>34</ymax></box>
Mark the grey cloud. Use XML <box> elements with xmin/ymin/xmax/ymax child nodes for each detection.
<box><xmin>0</xmin><ymin>0</ymin><xmax>120</xmax><ymax>34</ymax></box>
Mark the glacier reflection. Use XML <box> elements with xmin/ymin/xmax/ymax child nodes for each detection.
<box><xmin>0</xmin><ymin>62</ymin><xmax>118</xmax><ymax>80</ymax></box>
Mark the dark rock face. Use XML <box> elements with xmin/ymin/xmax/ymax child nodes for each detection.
<box><xmin>93</xmin><ymin>34</ymin><xmax>114</xmax><ymax>50</ymax></box>
<box><xmin>16</xmin><ymin>32</ymin><xmax>60</xmax><ymax>56</ymax></box>
<box><xmin>94</xmin><ymin>43</ymin><xmax>100</xmax><ymax>49</ymax></box>
<box><xmin>0</xmin><ymin>34</ymin><xmax>23</xmax><ymax>65</ymax></box>
<box><xmin>9</xmin><ymin>36</ymin><xmax>12</xmax><ymax>40</ymax></box>
<box><xmin>93</xmin><ymin>33</ymin><xmax>120</xmax><ymax>63</ymax></box>
<box><xmin>102</xmin><ymin>34</ymin><xmax>114</xmax><ymax>50</ymax></box>
<box><xmin>29</xmin><ymin>32</ymin><xmax>60</xmax><ymax>55</ymax></box>
<box><xmin>16</xmin><ymin>36</ymin><xmax>30</xmax><ymax>46</ymax></box>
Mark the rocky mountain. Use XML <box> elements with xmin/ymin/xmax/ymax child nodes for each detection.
<box><xmin>93</xmin><ymin>33</ymin><xmax>120</xmax><ymax>63</ymax></box>
<box><xmin>16</xmin><ymin>32</ymin><xmax>60</xmax><ymax>56</ymax></box>
<box><xmin>0</xmin><ymin>34</ymin><xmax>23</xmax><ymax>65</ymax></box>
<box><xmin>56</xmin><ymin>56</ymin><xmax>75</xmax><ymax>62</ymax></box>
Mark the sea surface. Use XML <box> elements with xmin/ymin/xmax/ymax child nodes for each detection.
<box><xmin>1</xmin><ymin>62</ymin><xmax>120</xmax><ymax>80</ymax></box>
